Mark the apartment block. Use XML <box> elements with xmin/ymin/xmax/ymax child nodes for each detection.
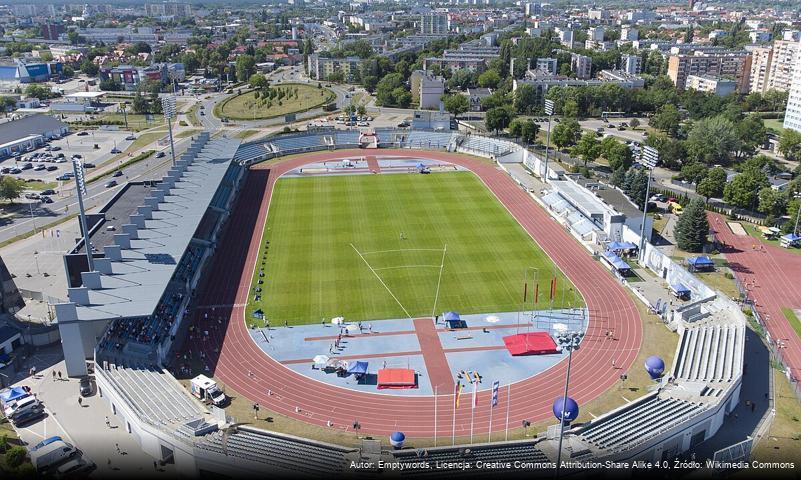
<box><xmin>686</xmin><ymin>75</ymin><xmax>737</xmax><ymax>96</ymax></box>
<box><xmin>767</xmin><ymin>40</ymin><xmax>801</xmax><ymax>93</ymax></box>
<box><xmin>667</xmin><ymin>52</ymin><xmax>752</xmax><ymax>93</ymax></box>
<box><xmin>749</xmin><ymin>46</ymin><xmax>773</xmax><ymax>93</ymax></box>
<box><xmin>410</xmin><ymin>70</ymin><xmax>445</xmax><ymax>110</ymax></box>
<box><xmin>420</xmin><ymin>13</ymin><xmax>449</xmax><ymax>35</ymax></box>
<box><xmin>784</xmin><ymin>48</ymin><xmax>801</xmax><ymax>132</ymax></box>
<box><xmin>571</xmin><ymin>54</ymin><xmax>592</xmax><ymax>79</ymax></box>
<box><xmin>621</xmin><ymin>54</ymin><xmax>642</xmax><ymax>75</ymax></box>
<box><xmin>306</xmin><ymin>54</ymin><xmax>362</xmax><ymax>81</ymax></box>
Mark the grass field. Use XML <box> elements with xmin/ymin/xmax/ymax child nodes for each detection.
<box><xmin>781</xmin><ymin>308</ymin><xmax>801</xmax><ymax>340</ymax></box>
<box><xmin>217</xmin><ymin>83</ymin><xmax>335</xmax><ymax>120</ymax></box>
<box><xmin>247</xmin><ymin>172</ymin><xmax>582</xmax><ymax>325</ymax></box>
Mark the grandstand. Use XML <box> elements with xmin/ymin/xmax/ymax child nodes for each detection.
<box><xmin>57</xmin><ymin>127</ymin><xmax>749</xmax><ymax>477</ymax></box>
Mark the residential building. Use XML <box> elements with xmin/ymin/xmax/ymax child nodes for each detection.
<box><xmin>571</xmin><ymin>54</ymin><xmax>592</xmax><ymax>79</ymax></box>
<box><xmin>588</xmin><ymin>27</ymin><xmax>605</xmax><ymax>42</ymax></box>
<box><xmin>524</xmin><ymin>3</ymin><xmax>542</xmax><ymax>16</ymax></box>
<box><xmin>621</xmin><ymin>54</ymin><xmax>641</xmax><ymax>75</ymax></box>
<box><xmin>41</xmin><ymin>23</ymin><xmax>65</xmax><ymax>41</ymax></box>
<box><xmin>410</xmin><ymin>70</ymin><xmax>445</xmax><ymax>110</ymax></box>
<box><xmin>620</xmin><ymin>27</ymin><xmax>639</xmax><ymax>42</ymax></box>
<box><xmin>556</xmin><ymin>28</ymin><xmax>574</xmax><ymax>48</ymax></box>
<box><xmin>526</xmin><ymin>27</ymin><xmax>542</xmax><ymax>38</ymax></box>
<box><xmin>597</xmin><ymin>70</ymin><xmax>646</xmax><ymax>88</ymax></box>
<box><xmin>686</xmin><ymin>75</ymin><xmax>737</xmax><ymax>96</ymax></box>
<box><xmin>749</xmin><ymin>46</ymin><xmax>773</xmax><ymax>93</ymax></box>
<box><xmin>423</xmin><ymin>46</ymin><xmax>500</xmax><ymax>73</ymax></box>
<box><xmin>749</xmin><ymin>31</ymin><xmax>773</xmax><ymax>44</ymax></box>
<box><xmin>587</xmin><ymin>8</ymin><xmax>609</xmax><ymax>21</ymax></box>
<box><xmin>536</xmin><ymin>57</ymin><xmax>558</xmax><ymax>75</ymax></box>
<box><xmin>783</xmin><ymin>48</ymin><xmax>801</xmax><ymax>132</ymax></box>
<box><xmin>667</xmin><ymin>52</ymin><xmax>752</xmax><ymax>93</ymax></box>
<box><xmin>145</xmin><ymin>3</ymin><xmax>192</xmax><ymax>18</ymax></box>
<box><xmin>306</xmin><ymin>54</ymin><xmax>362</xmax><ymax>81</ymax></box>
<box><xmin>767</xmin><ymin>40</ymin><xmax>801</xmax><ymax>93</ymax></box>
<box><xmin>420</xmin><ymin>13</ymin><xmax>449</xmax><ymax>35</ymax></box>
<box><xmin>514</xmin><ymin>70</ymin><xmax>644</xmax><ymax>106</ymax></box>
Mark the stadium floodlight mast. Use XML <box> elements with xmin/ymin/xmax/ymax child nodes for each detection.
<box><xmin>543</xmin><ymin>99</ymin><xmax>555</xmax><ymax>184</ymax></box>
<box><xmin>72</xmin><ymin>157</ymin><xmax>94</xmax><ymax>272</ymax></box>
<box><xmin>162</xmin><ymin>95</ymin><xmax>178</xmax><ymax>166</ymax></box>
<box><xmin>554</xmin><ymin>330</ymin><xmax>583</xmax><ymax>479</ymax></box>
<box><xmin>637</xmin><ymin>146</ymin><xmax>659</xmax><ymax>263</ymax></box>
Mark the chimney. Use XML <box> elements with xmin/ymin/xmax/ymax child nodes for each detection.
<box><xmin>144</xmin><ymin>197</ymin><xmax>159</xmax><ymax>209</ymax></box>
<box><xmin>137</xmin><ymin>205</ymin><xmax>153</xmax><ymax>219</ymax></box>
<box><xmin>129</xmin><ymin>214</ymin><xmax>145</xmax><ymax>228</ymax></box>
<box><xmin>68</xmin><ymin>287</ymin><xmax>90</xmax><ymax>305</ymax></box>
<box><xmin>114</xmin><ymin>233</ymin><xmax>131</xmax><ymax>249</ymax></box>
<box><xmin>121</xmin><ymin>224</ymin><xmax>138</xmax><ymax>240</ymax></box>
<box><xmin>94</xmin><ymin>258</ymin><xmax>113</xmax><ymax>274</ymax></box>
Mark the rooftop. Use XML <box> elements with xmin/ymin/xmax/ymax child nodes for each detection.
<box><xmin>0</xmin><ymin>114</ymin><xmax>66</xmax><ymax>145</ymax></box>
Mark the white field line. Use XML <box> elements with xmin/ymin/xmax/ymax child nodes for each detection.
<box><xmin>372</xmin><ymin>265</ymin><xmax>442</xmax><ymax>271</ymax></box>
<box><xmin>360</xmin><ymin>248</ymin><xmax>446</xmax><ymax>255</ymax></box>
<box><xmin>431</xmin><ymin>244</ymin><xmax>447</xmax><ymax>317</ymax></box>
<box><xmin>350</xmin><ymin>243</ymin><xmax>412</xmax><ymax>319</ymax></box>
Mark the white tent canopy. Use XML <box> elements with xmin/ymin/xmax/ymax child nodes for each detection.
<box><xmin>331</xmin><ymin>317</ymin><xmax>344</xmax><ymax>325</ymax></box>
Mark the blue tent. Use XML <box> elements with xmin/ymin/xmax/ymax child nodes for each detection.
<box><xmin>347</xmin><ymin>361</ymin><xmax>369</xmax><ymax>375</ymax></box>
<box><xmin>601</xmin><ymin>250</ymin><xmax>631</xmax><ymax>271</ymax></box>
<box><xmin>687</xmin><ymin>256</ymin><xmax>715</xmax><ymax>272</ymax></box>
<box><xmin>443</xmin><ymin>311</ymin><xmax>466</xmax><ymax>329</ymax></box>
<box><xmin>0</xmin><ymin>386</ymin><xmax>29</xmax><ymax>404</ymax></box>
<box><xmin>670</xmin><ymin>282</ymin><xmax>691</xmax><ymax>299</ymax></box>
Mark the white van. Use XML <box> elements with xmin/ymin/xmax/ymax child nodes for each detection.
<box><xmin>4</xmin><ymin>395</ymin><xmax>39</xmax><ymax>418</ymax></box>
<box><xmin>30</xmin><ymin>440</ymin><xmax>78</xmax><ymax>471</ymax></box>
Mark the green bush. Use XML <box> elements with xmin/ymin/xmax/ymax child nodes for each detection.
<box><xmin>5</xmin><ymin>445</ymin><xmax>26</xmax><ymax>468</ymax></box>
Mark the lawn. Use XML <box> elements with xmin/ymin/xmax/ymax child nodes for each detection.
<box><xmin>741</xmin><ymin>222</ymin><xmax>801</xmax><ymax>257</ymax></box>
<box><xmin>217</xmin><ymin>83</ymin><xmax>335</xmax><ymax>120</ymax></box>
<box><xmin>781</xmin><ymin>308</ymin><xmax>801</xmax><ymax>341</ymax></box>
<box><xmin>764</xmin><ymin>118</ymin><xmax>785</xmax><ymax>134</ymax></box>
<box><xmin>99</xmin><ymin>112</ymin><xmax>166</xmax><ymax>132</ymax></box>
<box><xmin>248</xmin><ymin>172</ymin><xmax>582</xmax><ymax>325</ymax></box>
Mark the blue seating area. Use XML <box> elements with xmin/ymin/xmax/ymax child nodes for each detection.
<box><xmin>210</xmin><ymin>184</ymin><xmax>232</xmax><ymax>210</ymax></box>
<box><xmin>272</xmin><ymin>134</ymin><xmax>325</xmax><ymax>152</ymax></box>
<box><xmin>394</xmin><ymin>442</ymin><xmax>549</xmax><ymax>477</ymax></box>
<box><xmin>407</xmin><ymin>131</ymin><xmax>454</xmax><ymax>149</ymax></box>
<box><xmin>460</xmin><ymin>136</ymin><xmax>512</xmax><ymax>156</ymax></box>
<box><xmin>233</xmin><ymin>142</ymin><xmax>271</xmax><ymax>163</ymax></box>
<box><xmin>333</xmin><ymin>131</ymin><xmax>359</xmax><ymax>145</ymax></box>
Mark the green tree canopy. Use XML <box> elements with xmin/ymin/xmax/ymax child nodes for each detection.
<box><xmin>696</xmin><ymin>167</ymin><xmax>727</xmax><ymax>202</ymax></box>
<box><xmin>0</xmin><ymin>176</ymin><xmax>25</xmax><ymax>204</ymax></box>
<box><xmin>478</xmin><ymin>69</ymin><xmax>502</xmax><ymax>89</ymax></box>
<box><xmin>441</xmin><ymin>93</ymin><xmax>469</xmax><ymax>117</ymax></box>
<box><xmin>485</xmin><ymin>105</ymin><xmax>515</xmax><ymax>134</ymax></box>
<box><xmin>508</xmin><ymin>118</ymin><xmax>540</xmax><ymax>144</ymax></box>
<box><xmin>572</xmin><ymin>132</ymin><xmax>601</xmax><ymax>167</ymax></box>
<box><xmin>599</xmin><ymin>136</ymin><xmax>633</xmax><ymax>171</ymax></box>
<box><xmin>552</xmin><ymin>119</ymin><xmax>581</xmax><ymax>150</ymax></box>
<box><xmin>685</xmin><ymin>115</ymin><xmax>739</xmax><ymax>165</ymax></box>
<box><xmin>649</xmin><ymin>104</ymin><xmax>681</xmax><ymax>137</ymax></box>
<box><xmin>675</xmin><ymin>198</ymin><xmax>709</xmax><ymax>253</ymax></box>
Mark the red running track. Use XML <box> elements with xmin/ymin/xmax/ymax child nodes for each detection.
<box><xmin>187</xmin><ymin>149</ymin><xmax>642</xmax><ymax>438</ymax></box>
<box><xmin>710</xmin><ymin>212</ymin><xmax>801</xmax><ymax>380</ymax></box>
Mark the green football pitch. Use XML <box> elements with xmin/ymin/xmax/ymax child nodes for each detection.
<box><xmin>247</xmin><ymin>172</ymin><xmax>583</xmax><ymax>325</ymax></box>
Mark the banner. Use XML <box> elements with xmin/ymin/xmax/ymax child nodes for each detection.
<box><xmin>491</xmin><ymin>381</ymin><xmax>500</xmax><ymax>407</ymax></box>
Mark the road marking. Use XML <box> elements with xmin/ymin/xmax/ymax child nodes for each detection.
<box><xmin>431</xmin><ymin>245</ymin><xmax>447</xmax><ymax>318</ymax></box>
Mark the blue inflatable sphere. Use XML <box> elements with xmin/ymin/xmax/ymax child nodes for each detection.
<box><xmin>390</xmin><ymin>431</ymin><xmax>406</xmax><ymax>449</ymax></box>
<box><xmin>552</xmin><ymin>396</ymin><xmax>579</xmax><ymax>423</ymax></box>
<box><xmin>645</xmin><ymin>355</ymin><xmax>666</xmax><ymax>379</ymax></box>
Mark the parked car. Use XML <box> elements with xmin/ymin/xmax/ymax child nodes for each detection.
<box><xmin>79</xmin><ymin>377</ymin><xmax>95</xmax><ymax>397</ymax></box>
<box><xmin>71</xmin><ymin>154</ymin><xmax>82</xmax><ymax>159</ymax></box>
<box><xmin>113</xmin><ymin>170</ymin><xmax>123</xmax><ymax>177</ymax></box>
<box><xmin>46</xmin><ymin>166</ymin><xmax>58</xmax><ymax>171</ymax></box>
<box><xmin>41</xmin><ymin>189</ymin><xmax>56</xmax><ymax>195</ymax></box>
<box><xmin>51</xmin><ymin>146</ymin><xmax>61</xmax><ymax>151</ymax></box>
<box><xmin>25</xmin><ymin>193</ymin><xmax>40</xmax><ymax>200</ymax></box>
<box><xmin>0</xmin><ymin>167</ymin><xmax>10</xmax><ymax>174</ymax></box>
<box><xmin>155</xmin><ymin>151</ymin><xmax>166</xmax><ymax>158</ymax></box>
<box><xmin>33</xmin><ymin>164</ymin><xmax>46</xmax><ymax>171</ymax></box>
<box><xmin>76</xmin><ymin>131</ymin><xmax>89</xmax><ymax>136</ymax></box>
<box><xmin>83</xmin><ymin>163</ymin><xmax>96</xmax><ymax>168</ymax></box>
<box><xmin>110</xmin><ymin>148</ymin><xmax>121</xmax><ymax>154</ymax></box>
<box><xmin>125</xmin><ymin>135</ymin><xmax>136</xmax><ymax>141</ymax></box>
<box><xmin>40</xmin><ymin>196</ymin><xmax>53</xmax><ymax>204</ymax></box>
<box><xmin>104</xmin><ymin>180</ymin><xmax>118</xmax><ymax>188</ymax></box>
<box><xmin>56</xmin><ymin>174</ymin><xmax>71</xmax><ymax>181</ymax></box>
<box><xmin>9</xmin><ymin>168</ymin><xmax>22</xmax><ymax>174</ymax></box>
<box><xmin>21</xmin><ymin>162</ymin><xmax>33</xmax><ymax>170</ymax></box>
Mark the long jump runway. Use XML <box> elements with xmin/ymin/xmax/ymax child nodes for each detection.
<box><xmin>188</xmin><ymin>150</ymin><xmax>642</xmax><ymax>438</ymax></box>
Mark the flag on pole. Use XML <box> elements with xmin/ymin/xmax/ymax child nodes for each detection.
<box><xmin>472</xmin><ymin>381</ymin><xmax>478</xmax><ymax>409</ymax></box>
<box><xmin>491</xmin><ymin>381</ymin><xmax>500</xmax><ymax>407</ymax></box>
<box><xmin>454</xmin><ymin>381</ymin><xmax>463</xmax><ymax>409</ymax></box>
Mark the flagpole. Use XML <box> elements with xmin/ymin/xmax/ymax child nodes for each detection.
<box><xmin>504</xmin><ymin>384</ymin><xmax>511</xmax><ymax>441</ymax></box>
<box><xmin>452</xmin><ymin>382</ymin><xmax>457</xmax><ymax>445</ymax></box>
<box><xmin>488</xmin><ymin>398</ymin><xmax>494</xmax><ymax>443</ymax></box>
<box><xmin>434</xmin><ymin>386</ymin><xmax>438</xmax><ymax>447</ymax></box>
<box><xmin>469</xmin><ymin>382</ymin><xmax>476</xmax><ymax>444</ymax></box>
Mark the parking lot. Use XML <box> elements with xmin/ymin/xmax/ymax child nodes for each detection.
<box><xmin>0</xmin><ymin>129</ymin><xmax>144</xmax><ymax>194</ymax></box>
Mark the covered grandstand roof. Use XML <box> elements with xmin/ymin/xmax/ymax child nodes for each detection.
<box><xmin>65</xmin><ymin>135</ymin><xmax>241</xmax><ymax>322</ymax></box>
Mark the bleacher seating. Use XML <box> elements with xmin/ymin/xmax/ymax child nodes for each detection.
<box><xmin>272</xmin><ymin>135</ymin><xmax>325</xmax><ymax>153</ymax></box>
<box><xmin>577</xmin><ymin>396</ymin><xmax>703</xmax><ymax>449</ymax></box>
<box><xmin>460</xmin><ymin>136</ymin><xmax>512</xmax><ymax>156</ymax></box>
<box><xmin>333</xmin><ymin>131</ymin><xmax>360</xmax><ymax>146</ymax></box>
<box><xmin>394</xmin><ymin>443</ymin><xmax>549</xmax><ymax>476</ymax></box>
<box><xmin>233</xmin><ymin>142</ymin><xmax>271</xmax><ymax>164</ymax></box>
<box><xmin>673</xmin><ymin>324</ymin><xmax>742</xmax><ymax>383</ymax></box>
<box><xmin>407</xmin><ymin>131</ymin><xmax>454</xmax><ymax>149</ymax></box>
<box><xmin>102</xmin><ymin>365</ymin><xmax>205</xmax><ymax>426</ymax></box>
<box><xmin>196</xmin><ymin>428</ymin><xmax>350</xmax><ymax>475</ymax></box>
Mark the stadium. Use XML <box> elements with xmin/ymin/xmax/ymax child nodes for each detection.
<box><xmin>53</xmin><ymin>128</ymin><xmax>747</xmax><ymax>477</ymax></box>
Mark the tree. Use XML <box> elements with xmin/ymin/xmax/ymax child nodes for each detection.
<box><xmin>572</xmin><ymin>132</ymin><xmax>601</xmax><ymax>167</ymax></box>
<box><xmin>723</xmin><ymin>167</ymin><xmax>769</xmax><ymax>210</ymax></box>
<box><xmin>235</xmin><ymin>54</ymin><xmax>255</xmax><ymax>82</ymax></box>
<box><xmin>131</xmin><ymin>92</ymin><xmax>148</xmax><ymax>114</ymax></box>
<box><xmin>5</xmin><ymin>445</ymin><xmax>26</xmax><ymax>468</ymax></box>
<box><xmin>67</xmin><ymin>30</ymin><xmax>81</xmax><ymax>45</ymax></box>
<box><xmin>696</xmin><ymin>167</ymin><xmax>727</xmax><ymax>202</ymax></box>
<box><xmin>685</xmin><ymin>116</ymin><xmax>739</xmax><ymax>165</ymax></box>
<box><xmin>562</xmin><ymin>100</ymin><xmax>579</xmax><ymax>118</ymax></box>
<box><xmin>680</xmin><ymin>162</ymin><xmax>709</xmax><ymax>184</ymax></box>
<box><xmin>650</xmin><ymin>104</ymin><xmax>681</xmax><ymax>137</ymax></box>
<box><xmin>392</xmin><ymin>87</ymin><xmax>412</xmax><ymax>108</ymax></box>
<box><xmin>734</xmin><ymin>114</ymin><xmax>766</xmax><ymax>159</ymax></box>
<box><xmin>447</xmin><ymin>69</ymin><xmax>475</xmax><ymax>91</ymax></box>
<box><xmin>757</xmin><ymin>187</ymin><xmax>787</xmax><ymax>217</ymax></box>
<box><xmin>24</xmin><ymin>84</ymin><xmax>55</xmax><ymax>100</ymax></box>
<box><xmin>623</xmin><ymin>167</ymin><xmax>649</xmax><ymax>209</ymax></box>
<box><xmin>778</xmin><ymin>129</ymin><xmax>801</xmax><ymax>160</ymax></box>
<box><xmin>599</xmin><ymin>136</ymin><xmax>633</xmax><ymax>171</ymax></box>
<box><xmin>611</xmin><ymin>166</ymin><xmax>626</xmax><ymax>187</ymax></box>
<box><xmin>485</xmin><ymin>106</ymin><xmax>514</xmax><ymax>134</ymax></box>
<box><xmin>674</xmin><ymin>198</ymin><xmax>709</xmax><ymax>253</ymax></box>
<box><xmin>442</xmin><ymin>93</ymin><xmax>469</xmax><ymax>117</ymax></box>
<box><xmin>99</xmin><ymin>79</ymin><xmax>122</xmax><ymax>91</ymax></box>
<box><xmin>508</xmin><ymin>118</ymin><xmax>540</xmax><ymax>144</ymax></box>
<box><xmin>375</xmin><ymin>73</ymin><xmax>405</xmax><ymax>106</ymax></box>
<box><xmin>629</xmin><ymin>118</ymin><xmax>640</xmax><ymax>130</ymax></box>
<box><xmin>783</xmin><ymin>198</ymin><xmax>801</xmax><ymax>234</ymax></box>
<box><xmin>552</xmin><ymin>119</ymin><xmax>581</xmax><ymax>150</ymax></box>
<box><xmin>513</xmin><ymin>84</ymin><xmax>537</xmax><ymax>115</ymax></box>
<box><xmin>478</xmin><ymin>69</ymin><xmax>501</xmax><ymax>89</ymax></box>
<box><xmin>0</xmin><ymin>176</ymin><xmax>25</xmax><ymax>204</ymax></box>
<box><xmin>80</xmin><ymin>59</ymin><xmax>99</xmax><ymax>76</ymax></box>
<box><xmin>249</xmin><ymin>73</ymin><xmax>268</xmax><ymax>90</ymax></box>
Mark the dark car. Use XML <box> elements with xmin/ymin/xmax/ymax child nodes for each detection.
<box><xmin>9</xmin><ymin>168</ymin><xmax>22</xmax><ymax>174</ymax></box>
<box><xmin>113</xmin><ymin>170</ymin><xmax>123</xmax><ymax>177</ymax></box>
<box><xmin>76</xmin><ymin>131</ymin><xmax>89</xmax><ymax>136</ymax></box>
<box><xmin>41</xmin><ymin>189</ymin><xmax>56</xmax><ymax>195</ymax></box>
<box><xmin>40</xmin><ymin>196</ymin><xmax>53</xmax><ymax>204</ymax></box>
<box><xmin>83</xmin><ymin>163</ymin><xmax>96</xmax><ymax>168</ymax></box>
<box><xmin>125</xmin><ymin>135</ymin><xmax>136</xmax><ymax>141</ymax></box>
<box><xmin>72</xmin><ymin>154</ymin><xmax>83</xmax><ymax>159</ymax></box>
<box><xmin>110</xmin><ymin>148</ymin><xmax>121</xmax><ymax>154</ymax></box>
<box><xmin>105</xmin><ymin>180</ymin><xmax>118</xmax><ymax>188</ymax></box>
<box><xmin>21</xmin><ymin>162</ymin><xmax>33</xmax><ymax>170</ymax></box>
<box><xmin>155</xmin><ymin>151</ymin><xmax>166</xmax><ymax>158</ymax></box>
<box><xmin>56</xmin><ymin>174</ymin><xmax>71</xmax><ymax>181</ymax></box>
<box><xmin>46</xmin><ymin>165</ymin><xmax>58</xmax><ymax>171</ymax></box>
<box><xmin>79</xmin><ymin>377</ymin><xmax>95</xmax><ymax>397</ymax></box>
<box><xmin>51</xmin><ymin>146</ymin><xmax>61</xmax><ymax>151</ymax></box>
<box><xmin>0</xmin><ymin>167</ymin><xmax>10</xmax><ymax>174</ymax></box>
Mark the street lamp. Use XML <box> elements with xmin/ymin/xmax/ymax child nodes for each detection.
<box><xmin>555</xmin><ymin>330</ymin><xmax>583</xmax><ymax>479</ymax></box>
<box><xmin>543</xmin><ymin>99</ymin><xmax>555</xmax><ymax>184</ymax></box>
<box><xmin>72</xmin><ymin>158</ymin><xmax>94</xmax><ymax>272</ymax></box>
<box><xmin>638</xmin><ymin>146</ymin><xmax>659</xmax><ymax>263</ymax></box>
<box><xmin>161</xmin><ymin>95</ymin><xmax>177</xmax><ymax>166</ymax></box>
